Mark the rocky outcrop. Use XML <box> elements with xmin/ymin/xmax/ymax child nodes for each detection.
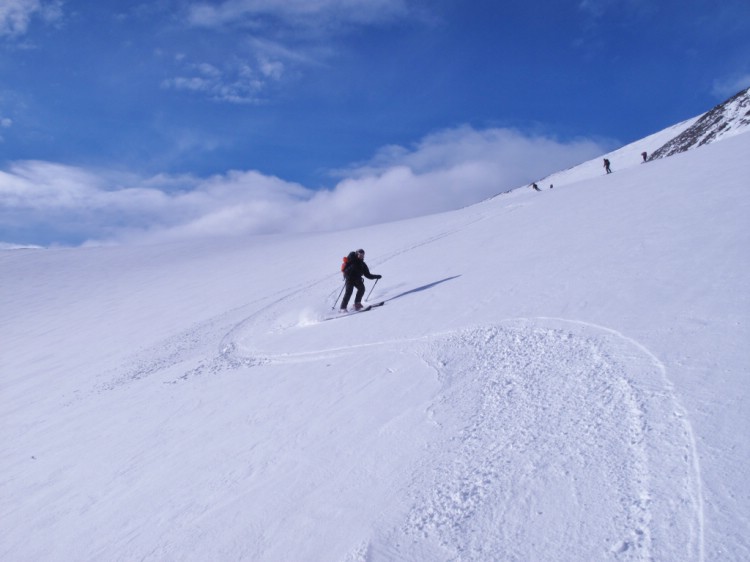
<box><xmin>650</xmin><ymin>87</ymin><xmax>750</xmax><ymax>160</ymax></box>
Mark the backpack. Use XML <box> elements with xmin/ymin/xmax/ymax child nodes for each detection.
<box><xmin>341</xmin><ymin>251</ymin><xmax>357</xmax><ymax>278</ymax></box>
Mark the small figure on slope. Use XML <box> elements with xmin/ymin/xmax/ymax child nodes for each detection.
<box><xmin>340</xmin><ymin>249</ymin><xmax>381</xmax><ymax>312</ymax></box>
<box><xmin>603</xmin><ymin>158</ymin><xmax>612</xmax><ymax>174</ymax></box>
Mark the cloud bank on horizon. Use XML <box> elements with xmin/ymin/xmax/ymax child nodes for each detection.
<box><xmin>0</xmin><ymin>126</ymin><xmax>608</xmax><ymax>247</ymax></box>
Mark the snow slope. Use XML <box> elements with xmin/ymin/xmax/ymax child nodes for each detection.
<box><xmin>532</xmin><ymin>115</ymin><xmax>698</xmax><ymax>189</ymax></box>
<box><xmin>2</xmin><ymin>130</ymin><xmax>749</xmax><ymax>561</ymax></box>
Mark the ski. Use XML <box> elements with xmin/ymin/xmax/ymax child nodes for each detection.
<box><xmin>358</xmin><ymin>301</ymin><xmax>385</xmax><ymax>312</ymax></box>
<box><xmin>324</xmin><ymin>301</ymin><xmax>385</xmax><ymax>321</ymax></box>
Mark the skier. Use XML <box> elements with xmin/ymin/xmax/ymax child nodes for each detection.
<box><xmin>531</xmin><ymin>182</ymin><xmax>541</xmax><ymax>192</ymax></box>
<box><xmin>340</xmin><ymin>249</ymin><xmax>381</xmax><ymax>312</ymax></box>
<box><xmin>603</xmin><ymin>158</ymin><xmax>612</xmax><ymax>174</ymax></box>
<box><xmin>641</xmin><ymin>151</ymin><xmax>648</xmax><ymax>162</ymax></box>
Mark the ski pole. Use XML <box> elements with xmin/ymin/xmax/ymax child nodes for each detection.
<box><xmin>332</xmin><ymin>282</ymin><xmax>346</xmax><ymax>310</ymax></box>
<box><xmin>366</xmin><ymin>278</ymin><xmax>379</xmax><ymax>301</ymax></box>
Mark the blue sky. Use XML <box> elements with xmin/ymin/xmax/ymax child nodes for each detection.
<box><xmin>2</xmin><ymin>0</ymin><xmax>749</xmax><ymax>247</ymax></box>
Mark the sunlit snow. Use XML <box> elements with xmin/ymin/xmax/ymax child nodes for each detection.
<box><xmin>2</xmin><ymin>125</ymin><xmax>749</xmax><ymax>560</ymax></box>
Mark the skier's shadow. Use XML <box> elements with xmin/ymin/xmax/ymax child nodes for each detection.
<box><xmin>384</xmin><ymin>275</ymin><xmax>461</xmax><ymax>302</ymax></box>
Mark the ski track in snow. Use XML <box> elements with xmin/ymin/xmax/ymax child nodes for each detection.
<box><xmin>88</xmin><ymin>305</ymin><xmax>269</xmax><ymax>395</ymax></box>
<box><xmin>92</xmin><ymin>222</ymin><xmax>483</xmax><ymax>394</ymax></box>
<box><xmin>358</xmin><ymin>320</ymin><xmax>704</xmax><ymax>561</ymax></box>
<box><xmin>86</xmin><ymin>215</ymin><xmax>704</xmax><ymax>560</ymax></box>
<box><xmin>216</xmin><ymin>314</ymin><xmax>704</xmax><ymax>560</ymax></box>
<box><xmin>94</xmin><ymin>285</ymin><xmax>705</xmax><ymax>560</ymax></box>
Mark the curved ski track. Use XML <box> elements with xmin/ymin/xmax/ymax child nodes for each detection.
<box><xmin>226</xmin><ymin>314</ymin><xmax>704</xmax><ymax>561</ymax></box>
<box><xmin>95</xmin><ymin>294</ymin><xmax>704</xmax><ymax>561</ymax></box>
<box><xmin>94</xmin><ymin>221</ymin><xmax>485</xmax><ymax>393</ymax></box>
<box><xmin>355</xmin><ymin>321</ymin><xmax>704</xmax><ymax>561</ymax></box>
<box><xmin>90</xmin><ymin>216</ymin><xmax>703</xmax><ymax>560</ymax></box>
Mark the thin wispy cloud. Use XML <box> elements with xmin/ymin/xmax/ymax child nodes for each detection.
<box><xmin>0</xmin><ymin>127</ymin><xmax>608</xmax><ymax>246</ymax></box>
<box><xmin>166</xmin><ymin>0</ymin><xmax>417</xmax><ymax>104</ymax></box>
<box><xmin>578</xmin><ymin>0</ymin><xmax>652</xmax><ymax>18</ymax></box>
<box><xmin>186</xmin><ymin>0</ymin><xmax>411</xmax><ymax>29</ymax></box>
<box><xmin>0</xmin><ymin>0</ymin><xmax>62</xmax><ymax>38</ymax></box>
<box><xmin>162</xmin><ymin>59</ymin><xmax>272</xmax><ymax>104</ymax></box>
<box><xmin>578</xmin><ymin>0</ymin><xmax>614</xmax><ymax>18</ymax></box>
<box><xmin>712</xmin><ymin>74</ymin><xmax>750</xmax><ymax>99</ymax></box>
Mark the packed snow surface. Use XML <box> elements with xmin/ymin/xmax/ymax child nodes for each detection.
<box><xmin>2</xmin><ymin>131</ymin><xmax>749</xmax><ymax>561</ymax></box>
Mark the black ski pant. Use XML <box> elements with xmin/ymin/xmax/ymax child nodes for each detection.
<box><xmin>341</xmin><ymin>278</ymin><xmax>365</xmax><ymax>309</ymax></box>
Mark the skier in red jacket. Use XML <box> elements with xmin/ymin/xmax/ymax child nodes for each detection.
<box><xmin>340</xmin><ymin>249</ymin><xmax>381</xmax><ymax>312</ymax></box>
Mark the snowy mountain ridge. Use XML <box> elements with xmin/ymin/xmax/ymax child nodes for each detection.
<box><xmin>525</xmin><ymin>87</ymin><xmax>750</xmax><ymax>192</ymax></box>
<box><xmin>649</xmin><ymin>86</ymin><xmax>750</xmax><ymax>160</ymax></box>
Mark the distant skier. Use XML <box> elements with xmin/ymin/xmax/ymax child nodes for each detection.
<box><xmin>549</xmin><ymin>184</ymin><xmax>554</xmax><ymax>189</ymax></box>
<box><xmin>641</xmin><ymin>151</ymin><xmax>648</xmax><ymax>162</ymax></box>
<box><xmin>603</xmin><ymin>158</ymin><xmax>612</xmax><ymax>174</ymax></box>
<box><xmin>531</xmin><ymin>182</ymin><xmax>541</xmax><ymax>191</ymax></box>
<box><xmin>340</xmin><ymin>249</ymin><xmax>381</xmax><ymax>312</ymax></box>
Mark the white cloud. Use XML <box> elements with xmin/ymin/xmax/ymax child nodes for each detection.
<box><xmin>0</xmin><ymin>127</ymin><xmax>607</xmax><ymax>246</ymax></box>
<box><xmin>169</xmin><ymin>0</ymin><xmax>413</xmax><ymax>104</ymax></box>
<box><xmin>0</xmin><ymin>0</ymin><xmax>62</xmax><ymax>38</ymax></box>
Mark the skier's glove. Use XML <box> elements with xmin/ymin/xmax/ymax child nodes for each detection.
<box><xmin>375</xmin><ymin>275</ymin><xmax>382</xmax><ymax>279</ymax></box>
